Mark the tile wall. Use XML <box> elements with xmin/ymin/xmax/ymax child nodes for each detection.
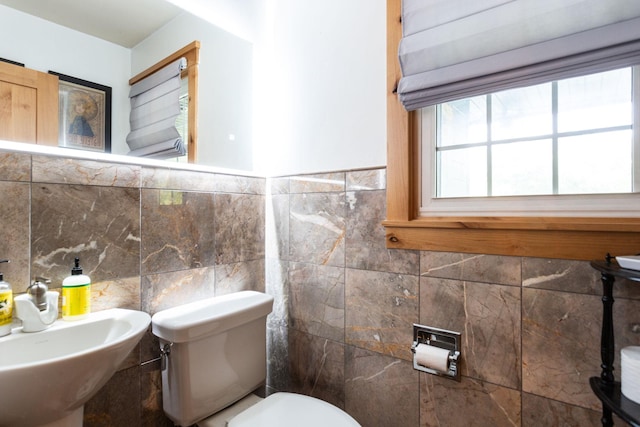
<box><xmin>3</xmin><ymin>149</ymin><xmax>639</xmax><ymax>427</ymax></box>
<box><xmin>0</xmin><ymin>151</ymin><xmax>265</xmax><ymax>426</ymax></box>
<box><xmin>267</xmin><ymin>169</ymin><xmax>640</xmax><ymax>427</ymax></box>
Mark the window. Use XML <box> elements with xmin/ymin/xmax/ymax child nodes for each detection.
<box><xmin>383</xmin><ymin>0</ymin><xmax>640</xmax><ymax>261</ymax></box>
<box><xmin>419</xmin><ymin>67</ymin><xmax>640</xmax><ymax>218</ymax></box>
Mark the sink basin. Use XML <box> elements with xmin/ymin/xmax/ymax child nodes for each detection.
<box><xmin>0</xmin><ymin>308</ymin><xmax>151</xmax><ymax>427</ymax></box>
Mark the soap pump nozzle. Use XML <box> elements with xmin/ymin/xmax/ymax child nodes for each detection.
<box><xmin>28</xmin><ymin>277</ymin><xmax>51</xmax><ymax>311</ymax></box>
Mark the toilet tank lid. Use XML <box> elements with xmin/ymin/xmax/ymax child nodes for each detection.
<box><xmin>151</xmin><ymin>291</ymin><xmax>274</xmax><ymax>343</ymax></box>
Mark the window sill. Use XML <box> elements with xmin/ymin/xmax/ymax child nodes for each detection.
<box><xmin>382</xmin><ymin>217</ymin><xmax>640</xmax><ymax>260</ymax></box>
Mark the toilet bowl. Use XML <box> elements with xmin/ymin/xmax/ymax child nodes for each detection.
<box><xmin>151</xmin><ymin>291</ymin><xmax>360</xmax><ymax>427</ymax></box>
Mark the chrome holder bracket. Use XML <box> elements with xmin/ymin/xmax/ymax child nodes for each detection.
<box><xmin>410</xmin><ymin>323</ymin><xmax>461</xmax><ymax>381</ymax></box>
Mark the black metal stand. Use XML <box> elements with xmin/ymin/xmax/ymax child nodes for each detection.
<box><xmin>590</xmin><ymin>256</ymin><xmax>640</xmax><ymax>427</ymax></box>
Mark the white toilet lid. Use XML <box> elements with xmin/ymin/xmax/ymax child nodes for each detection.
<box><xmin>227</xmin><ymin>392</ymin><xmax>360</xmax><ymax>427</ymax></box>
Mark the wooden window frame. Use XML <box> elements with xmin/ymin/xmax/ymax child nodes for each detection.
<box><xmin>129</xmin><ymin>41</ymin><xmax>200</xmax><ymax>163</ymax></box>
<box><xmin>383</xmin><ymin>0</ymin><xmax>640</xmax><ymax>261</ymax></box>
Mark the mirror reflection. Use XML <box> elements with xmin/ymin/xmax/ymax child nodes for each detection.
<box><xmin>0</xmin><ymin>0</ymin><xmax>254</xmax><ymax>171</ymax></box>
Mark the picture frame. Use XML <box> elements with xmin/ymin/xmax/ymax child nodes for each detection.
<box><xmin>49</xmin><ymin>71</ymin><xmax>112</xmax><ymax>153</ymax></box>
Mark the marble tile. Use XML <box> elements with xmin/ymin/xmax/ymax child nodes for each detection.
<box><xmin>267</xmin><ymin>324</ymin><xmax>290</xmax><ymax>393</ymax></box>
<box><xmin>420</xmin><ymin>277</ymin><xmax>521</xmax><ymax>389</ymax></box>
<box><xmin>140</xmin><ymin>266</ymin><xmax>216</xmax><ymax>315</ymax></box>
<box><xmin>214</xmin><ymin>259</ymin><xmax>265</xmax><ymax>295</ymax></box>
<box><xmin>0</xmin><ymin>152</ymin><xmax>30</xmax><ymax>181</ymax></box>
<box><xmin>141</xmin><ymin>189</ymin><xmax>216</xmax><ymax>275</ymax></box>
<box><xmin>522</xmin><ymin>258</ymin><xmax>600</xmax><ymax>295</ymax></box>
<box><xmin>91</xmin><ymin>276</ymin><xmax>141</xmax><ymax>311</ymax></box>
<box><xmin>32</xmin><ymin>156</ymin><xmax>141</xmax><ymax>187</ymax></box>
<box><xmin>214</xmin><ymin>193</ymin><xmax>265</xmax><ymax>264</ymax></box>
<box><xmin>289</xmin><ymin>261</ymin><xmax>344</xmax><ymax>342</ymax></box>
<box><xmin>521</xmin><ymin>392</ymin><xmax>601</xmax><ymax>427</ymax></box>
<box><xmin>266</xmin><ymin>258</ymin><xmax>289</xmax><ymax>329</ymax></box>
<box><xmin>141</xmin><ymin>362</ymin><xmax>174</xmax><ymax>427</ymax></box>
<box><xmin>141</xmin><ymin>167</ymin><xmax>216</xmax><ymax>192</ymax></box>
<box><xmin>289</xmin><ymin>192</ymin><xmax>346</xmax><ymax>267</ymax></box>
<box><xmin>266</xmin><ymin>193</ymin><xmax>289</xmax><ymax>261</ymax></box>
<box><xmin>345</xmin><ymin>268</ymin><xmax>419</xmax><ymax>361</ymax></box>
<box><xmin>290</xmin><ymin>172</ymin><xmax>345</xmax><ymax>193</ymax></box>
<box><xmin>268</xmin><ymin>176</ymin><xmax>290</xmax><ymax>195</ymax></box>
<box><xmin>420</xmin><ymin>251</ymin><xmax>522</xmax><ymax>287</ymax></box>
<box><xmin>346</xmin><ymin>168</ymin><xmax>386</xmax><ymax>191</ymax></box>
<box><xmin>346</xmin><ymin>189</ymin><xmax>420</xmax><ymax>275</ymax></box>
<box><xmin>522</xmin><ymin>288</ymin><xmax>601</xmax><ymax>409</ymax></box>
<box><xmin>420</xmin><ymin>373</ymin><xmax>521</xmax><ymax>427</ymax></box>
<box><xmin>289</xmin><ymin>328</ymin><xmax>345</xmax><ymax>409</ymax></box>
<box><xmin>345</xmin><ymin>346</ymin><xmax>419</xmax><ymax>427</ymax></box>
<box><xmin>31</xmin><ymin>184</ymin><xmax>140</xmax><ymax>283</ymax></box>
<box><xmin>0</xmin><ymin>181</ymin><xmax>30</xmax><ymax>291</ymax></box>
<box><xmin>84</xmin><ymin>366</ymin><xmax>141</xmax><ymax>426</ymax></box>
<box><xmin>212</xmin><ymin>173</ymin><xmax>265</xmax><ymax>195</ymax></box>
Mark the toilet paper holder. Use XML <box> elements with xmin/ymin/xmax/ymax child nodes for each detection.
<box><xmin>411</xmin><ymin>323</ymin><xmax>461</xmax><ymax>381</ymax></box>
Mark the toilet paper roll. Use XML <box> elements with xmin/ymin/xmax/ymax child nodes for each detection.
<box><xmin>415</xmin><ymin>343</ymin><xmax>450</xmax><ymax>372</ymax></box>
<box><xmin>621</xmin><ymin>346</ymin><xmax>640</xmax><ymax>404</ymax></box>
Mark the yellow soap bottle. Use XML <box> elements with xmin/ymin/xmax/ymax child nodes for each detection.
<box><xmin>62</xmin><ymin>258</ymin><xmax>91</xmax><ymax>321</ymax></box>
<box><xmin>0</xmin><ymin>259</ymin><xmax>13</xmax><ymax>336</ymax></box>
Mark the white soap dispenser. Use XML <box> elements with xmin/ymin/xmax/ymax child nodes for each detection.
<box><xmin>62</xmin><ymin>257</ymin><xmax>91</xmax><ymax>321</ymax></box>
<box><xmin>0</xmin><ymin>259</ymin><xmax>13</xmax><ymax>337</ymax></box>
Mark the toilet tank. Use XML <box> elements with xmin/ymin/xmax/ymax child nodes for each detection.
<box><xmin>151</xmin><ymin>291</ymin><xmax>274</xmax><ymax>427</ymax></box>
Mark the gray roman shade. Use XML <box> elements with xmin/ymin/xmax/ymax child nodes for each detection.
<box><xmin>127</xmin><ymin>57</ymin><xmax>187</xmax><ymax>158</ymax></box>
<box><xmin>398</xmin><ymin>0</ymin><xmax>640</xmax><ymax>110</ymax></box>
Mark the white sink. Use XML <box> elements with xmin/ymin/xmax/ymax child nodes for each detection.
<box><xmin>0</xmin><ymin>308</ymin><xmax>151</xmax><ymax>427</ymax></box>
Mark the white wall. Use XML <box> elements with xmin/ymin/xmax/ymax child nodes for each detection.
<box><xmin>0</xmin><ymin>5</ymin><xmax>131</xmax><ymax>154</ymax></box>
<box><xmin>253</xmin><ymin>0</ymin><xmax>387</xmax><ymax>176</ymax></box>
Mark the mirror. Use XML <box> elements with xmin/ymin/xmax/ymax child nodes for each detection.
<box><xmin>0</xmin><ymin>0</ymin><xmax>256</xmax><ymax>172</ymax></box>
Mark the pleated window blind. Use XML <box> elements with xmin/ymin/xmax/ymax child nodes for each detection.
<box><xmin>126</xmin><ymin>57</ymin><xmax>187</xmax><ymax>158</ymax></box>
<box><xmin>398</xmin><ymin>0</ymin><xmax>640</xmax><ymax>110</ymax></box>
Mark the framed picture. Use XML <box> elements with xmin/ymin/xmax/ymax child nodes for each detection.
<box><xmin>49</xmin><ymin>71</ymin><xmax>111</xmax><ymax>153</ymax></box>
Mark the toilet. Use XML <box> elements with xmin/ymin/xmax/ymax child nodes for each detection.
<box><xmin>151</xmin><ymin>291</ymin><xmax>360</xmax><ymax>427</ymax></box>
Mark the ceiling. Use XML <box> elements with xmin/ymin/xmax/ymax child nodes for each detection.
<box><xmin>0</xmin><ymin>0</ymin><xmax>184</xmax><ymax>48</ymax></box>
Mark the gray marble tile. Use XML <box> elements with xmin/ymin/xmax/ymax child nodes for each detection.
<box><xmin>521</xmin><ymin>392</ymin><xmax>601</xmax><ymax>427</ymax></box>
<box><xmin>214</xmin><ymin>193</ymin><xmax>265</xmax><ymax>264</ymax></box>
<box><xmin>32</xmin><ymin>156</ymin><xmax>140</xmax><ymax>187</ymax></box>
<box><xmin>141</xmin><ymin>362</ymin><xmax>174</xmax><ymax>427</ymax></box>
<box><xmin>289</xmin><ymin>329</ymin><xmax>345</xmax><ymax>409</ymax></box>
<box><xmin>346</xmin><ymin>189</ymin><xmax>419</xmax><ymax>274</ymax></box>
<box><xmin>346</xmin><ymin>168</ymin><xmax>386</xmax><ymax>191</ymax></box>
<box><xmin>290</xmin><ymin>172</ymin><xmax>345</xmax><ymax>193</ymax></box>
<box><xmin>420</xmin><ymin>277</ymin><xmax>521</xmax><ymax>389</ymax></box>
<box><xmin>345</xmin><ymin>346</ymin><xmax>419</xmax><ymax>427</ymax></box>
<box><xmin>84</xmin><ymin>366</ymin><xmax>141</xmax><ymax>426</ymax></box>
<box><xmin>289</xmin><ymin>261</ymin><xmax>344</xmax><ymax>342</ymax></box>
<box><xmin>141</xmin><ymin>189</ymin><xmax>216</xmax><ymax>275</ymax></box>
<box><xmin>214</xmin><ymin>259</ymin><xmax>265</xmax><ymax>295</ymax></box>
<box><xmin>289</xmin><ymin>192</ymin><xmax>346</xmax><ymax>267</ymax></box>
<box><xmin>346</xmin><ymin>268</ymin><xmax>419</xmax><ymax>361</ymax></box>
<box><xmin>31</xmin><ymin>184</ymin><xmax>140</xmax><ymax>284</ymax></box>
<box><xmin>522</xmin><ymin>288</ymin><xmax>601</xmax><ymax>410</ymax></box>
<box><xmin>266</xmin><ymin>193</ymin><xmax>289</xmax><ymax>261</ymax></box>
<box><xmin>141</xmin><ymin>167</ymin><xmax>217</xmax><ymax>192</ymax></box>
<box><xmin>420</xmin><ymin>251</ymin><xmax>522</xmax><ymax>287</ymax></box>
<box><xmin>267</xmin><ymin>324</ymin><xmax>290</xmax><ymax>393</ymax></box>
<box><xmin>268</xmin><ymin>177</ymin><xmax>290</xmax><ymax>195</ymax></box>
<box><xmin>91</xmin><ymin>276</ymin><xmax>141</xmax><ymax>312</ymax></box>
<box><xmin>522</xmin><ymin>258</ymin><xmax>600</xmax><ymax>295</ymax></box>
<box><xmin>420</xmin><ymin>373</ymin><xmax>521</xmax><ymax>427</ymax></box>
<box><xmin>266</xmin><ymin>258</ymin><xmax>289</xmax><ymax>329</ymax></box>
<box><xmin>140</xmin><ymin>266</ymin><xmax>216</xmax><ymax>316</ymax></box>
<box><xmin>0</xmin><ymin>181</ymin><xmax>30</xmax><ymax>291</ymax></box>
<box><xmin>212</xmin><ymin>173</ymin><xmax>265</xmax><ymax>195</ymax></box>
<box><xmin>0</xmin><ymin>152</ymin><xmax>30</xmax><ymax>181</ymax></box>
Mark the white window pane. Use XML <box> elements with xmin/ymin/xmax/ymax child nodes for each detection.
<box><xmin>492</xmin><ymin>140</ymin><xmax>552</xmax><ymax>196</ymax></box>
<box><xmin>558</xmin><ymin>68</ymin><xmax>632</xmax><ymax>133</ymax></box>
<box><xmin>437</xmin><ymin>147</ymin><xmax>487</xmax><ymax>197</ymax></box>
<box><xmin>558</xmin><ymin>130</ymin><xmax>632</xmax><ymax>194</ymax></box>
<box><xmin>438</xmin><ymin>96</ymin><xmax>487</xmax><ymax>147</ymax></box>
<box><xmin>492</xmin><ymin>83</ymin><xmax>552</xmax><ymax>140</ymax></box>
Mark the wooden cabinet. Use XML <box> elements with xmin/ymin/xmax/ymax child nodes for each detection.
<box><xmin>0</xmin><ymin>61</ymin><xmax>58</xmax><ymax>145</ymax></box>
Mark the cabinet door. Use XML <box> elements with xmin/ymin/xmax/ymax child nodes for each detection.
<box><xmin>0</xmin><ymin>61</ymin><xmax>58</xmax><ymax>145</ymax></box>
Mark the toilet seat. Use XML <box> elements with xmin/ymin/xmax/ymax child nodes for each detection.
<box><xmin>228</xmin><ymin>392</ymin><xmax>360</xmax><ymax>427</ymax></box>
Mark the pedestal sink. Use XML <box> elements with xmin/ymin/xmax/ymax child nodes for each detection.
<box><xmin>0</xmin><ymin>308</ymin><xmax>151</xmax><ymax>427</ymax></box>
